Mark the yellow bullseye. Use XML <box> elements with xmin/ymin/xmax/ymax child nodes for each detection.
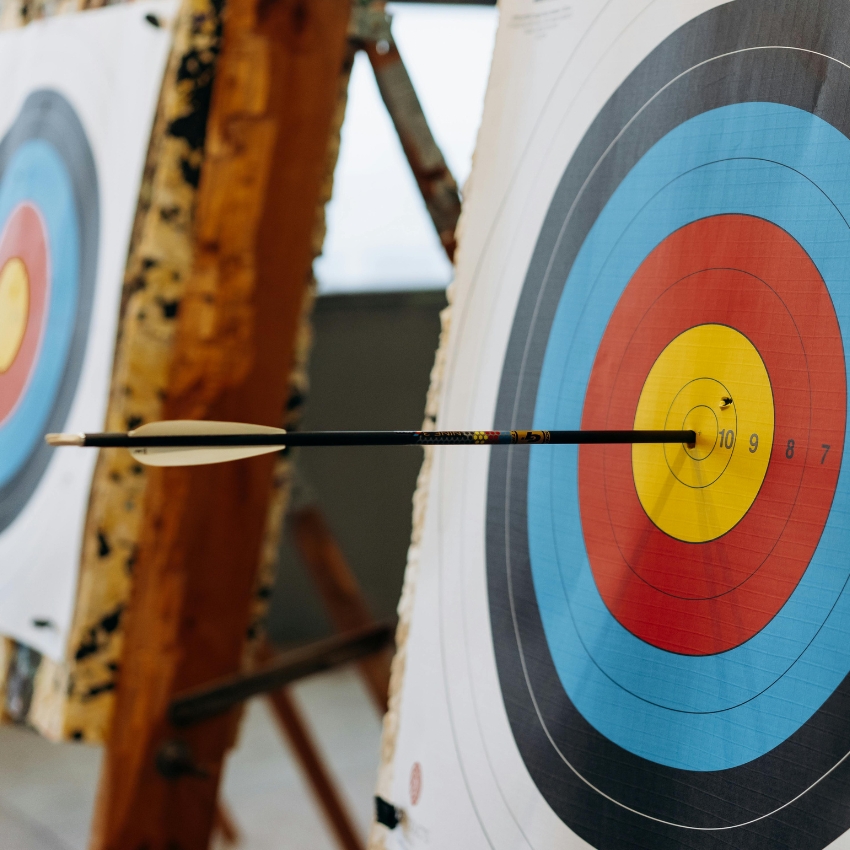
<box><xmin>0</xmin><ymin>257</ymin><xmax>29</xmax><ymax>373</ymax></box>
<box><xmin>632</xmin><ymin>324</ymin><xmax>774</xmax><ymax>542</ymax></box>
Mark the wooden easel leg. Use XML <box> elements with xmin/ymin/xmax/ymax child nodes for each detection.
<box><xmin>267</xmin><ymin>686</ymin><xmax>366</xmax><ymax>850</ymax></box>
<box><xmin>360</xmin><ymin>23</ymin><xmax>462</xmax><ymax>262</ymax></box>
<box><xmin>290</xmin><ymin>504</ymin><xmax>392</xmax><ymax>712</ymax></box>
<box><xmin>213</xmin><ymin>801</ymin><xmax>240</xmax><ymax>847</ymax></box>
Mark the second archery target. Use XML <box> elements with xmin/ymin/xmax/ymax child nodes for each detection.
<box><xmin>0</xmin><ymin>5</ymin><xmax>174</xmax><ymax>660</ymax></box>
<box><xmin>0</xmin><ymin>90</ymin><xmax>98</xmax><ymax>532</ymax></box>
<box><xmin>488</xmin><ymin>3</ymin><xmax>850</xmax><ymax>847</ymax></box>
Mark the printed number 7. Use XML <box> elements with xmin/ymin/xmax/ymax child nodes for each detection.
<box><xmin>822</xmin><ymin>444</ymin><xmax>831</xmax><ymax>464</ymax></box>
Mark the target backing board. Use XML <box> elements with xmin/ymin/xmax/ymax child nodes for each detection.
<box><xmin>0</xmin><ymin>2</ymin><xmax>174</xmax><ymax>661</ymax></box>
<box><xmin>380</xmin><ymin>2</ymin><xmax>850</xmax><ymax>848</ymax></box>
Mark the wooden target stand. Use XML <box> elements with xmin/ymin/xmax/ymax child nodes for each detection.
<box><xmin>0</xmin><ymin>0</ymin><xmax>466</xmax><ymax>847</ymax></box>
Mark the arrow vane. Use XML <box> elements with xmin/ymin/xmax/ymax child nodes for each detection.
<box><xmin>46</xmin><ymin>421</ymin><xmax>697</xmax><ymax>467</ymax></box>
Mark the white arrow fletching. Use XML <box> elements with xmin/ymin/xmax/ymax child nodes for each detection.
<box><xmin>129</xmin><ymin>420</ymin><xmax>286</xmax><ymax>467</ymax></box>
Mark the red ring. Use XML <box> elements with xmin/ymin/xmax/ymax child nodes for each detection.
<box><xmin>579</xmin><ymin>215</ymin><xmax>846</xmax><ymax>655</ymax></box>
<box><xmin>0</xmin><ymin>203</ymin><xmax>49</xmax><ymax>424</ymax></box>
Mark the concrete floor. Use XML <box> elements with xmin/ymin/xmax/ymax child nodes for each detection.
<box><xmin>0</xmin><ymin>667</ymin><xmax>382</xmax><ymax>849</ymax></box>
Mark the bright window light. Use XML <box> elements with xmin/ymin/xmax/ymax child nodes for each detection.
<box><xmin>315</xmin><ymin>3</ymin><xmax>498</xmax><ymax>295</ymax></box>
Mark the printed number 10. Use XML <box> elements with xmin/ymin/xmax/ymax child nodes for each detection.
<box><xmin>718</xmin><ymin>429</ymin><xmax>735</xmax><ymax>449</ymax></box>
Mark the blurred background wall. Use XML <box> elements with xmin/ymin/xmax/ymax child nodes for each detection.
<box><xmin>266</xmin><ymin>290</ymin><xmax>447</xmax><ymax>644</ymax></box>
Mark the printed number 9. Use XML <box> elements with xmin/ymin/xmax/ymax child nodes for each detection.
<box><xmin>786</xmin><ymin>439</ymin><xmax>795</xmax><ymax>459</ymax></box>
<box><xmin>749</xmin><ymin>434</ymin><xmax>758</xmax><ymax>453</ymax></box>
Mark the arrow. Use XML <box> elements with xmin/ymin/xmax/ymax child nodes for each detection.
<box><xmin>45</xmin><ymin>420</ymin><xmax>698</xmax><ymax>467</ymax></box>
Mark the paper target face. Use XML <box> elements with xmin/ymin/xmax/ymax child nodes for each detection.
<box><xmin>0</xmin><ymin>90</ymin><xmax>97</xmax><ymax>532</ymax></box>
<box><xmin>0</xmin><ymin>4</ymin><xmax>173</xmax><ymax>661</ymax></box>
<box><xmin>476</xmin><ymin>2</ymin><xmax>850</xmax><ymax>848</ymax></box>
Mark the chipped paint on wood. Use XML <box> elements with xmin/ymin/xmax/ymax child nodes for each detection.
<box><xmin>51</xmin><ymin>0</ymin><xmax>225</xmax><ymax>743</ymax></box>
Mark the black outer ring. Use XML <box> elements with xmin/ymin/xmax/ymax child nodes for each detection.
<box><xmin>486</xmin><ymin>2</ymin><xmax>850</xmax><ymax>848</ymax></box>
<box><xmin>0</xmin><ymin>91</ymin><xmax>99</xmax><ymax>532</ymax></box>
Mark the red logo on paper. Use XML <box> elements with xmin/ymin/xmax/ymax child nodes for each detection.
<box><xmin>409</xmin><ymin>762</ymin><xmax>422</xmax><ymax>805</ymax></box>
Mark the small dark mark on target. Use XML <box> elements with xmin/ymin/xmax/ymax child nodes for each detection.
<box><xmin>145</xmin><ymin>12</ymin><xmax>162</xmax><ymax>27</ymax></box>
<box><xmin>160</xmin><ymin>299</ymin><xmax>180</xmax><ymax>319</ymax></box>
<box><xmin>74</xmin><ymin>605</ymin><xmax>124</xmax><ymax>661</ymax></box>
<box><xmin>101</xmin><ymin>608</ymin><xmax>122</xmax><ymax>634</ymax></box>
<box><xmin>98</xmin><ymin>531</ymin><xmax>111</xmax><ymax>558</ymax></box>
<box><xmin>375</xmin><ymin>796</ymin><xmax>402</xmax><ymax>830</ymax></box>
<box><xmin>179</xmin><ymin>159</ymin><xmax>201</xmax><ymax>187</ymax></box>
<box><xmin>31</xmin><ymin>619</ymin><xmax>54</xmax><ymax>629</ymax></box>
<box><xmin>71</xmin><ymin>730</ymin><xmax>84</xmax><ymax>741</ymax></box>
<box><xmin>75</xmin><ymin>637</ymin><xmax>98</xmax><ymax>662</ymax></box>
<box><xmin>83</xmin><ymin>682</ymin><xmax>115</xmax><ymax>700</ymax></box>
<box><xmin>287</xmin><ymin>392</ymin><xmax>306</xmax><ymax>411</ymax></box>
<box><xmin>123</xmin><ymin>274</ymin><xmax>146</xmax><ymax>300</ymax></box>
<box><xmin>126</xmin><ymin>415</ymin><xmax>143</xmax><ymax>431</ymax></box>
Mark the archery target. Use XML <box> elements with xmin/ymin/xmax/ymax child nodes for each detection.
<box><xmin>0</xmin><ymin>90</ymin><xmax>98</xmax><ymax>533</ymax></box>
<box><xmin>0</xmin><ymin>3</ymin><xmax>174</xmax><ymax>660</ymax></box>
<box><xmin>381</xmin><ymin>2</ymin><xmax>850</xmax><ymax>849</ymax></box>
<box><xmin>490</xmin><ymin>4</ymin><xmax>850</xmax><ymax>847</ymax></box>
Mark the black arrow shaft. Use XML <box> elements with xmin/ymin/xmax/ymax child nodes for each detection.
<box><xmin>80</xmin><ymin>429</ymin><xmax>696</xmax><ymax>448</ymax></box>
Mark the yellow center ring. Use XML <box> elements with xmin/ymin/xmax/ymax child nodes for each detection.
<box><xmin>0</xmin><ymin>257</ymin><xmax>29</xmax><ymax>373</ymax></box>
<box><xmin>632</xmin><ymin>324</ymin><xmax>774</xmax><ymax>543</ymax></box>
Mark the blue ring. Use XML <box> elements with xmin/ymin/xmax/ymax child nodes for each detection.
<box><xmin>0</xmin><ymin>140</ymin><xmax>80</xmax><ymax>485</ymax></box>
<box><xmin>528</xmin><ymin>103</ymin><xmax>850</xmax><ymax>770</ymax></box>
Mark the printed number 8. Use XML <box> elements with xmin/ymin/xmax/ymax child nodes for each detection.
<box><xmin>786</xmin><ymin>439</ymin><xmax>795</xmax><ymax>459</ymax></box>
